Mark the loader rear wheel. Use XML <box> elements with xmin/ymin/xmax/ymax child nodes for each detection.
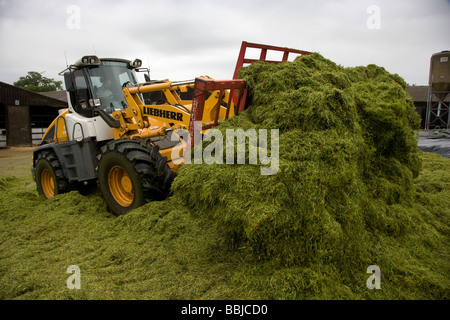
<box><xmin>35</xmin><ymin>151</ymin><xmax>70</xmax><ymax>199</ymax></box>
<box><xmin>40</xmin><ymin>169</ymin><xmax>55</xmax><ymax>198</ymax></box>
<box><xmin>97</xmin><ymin>139</ymin><xmax>174</xmax><ymax>216</ymax></box>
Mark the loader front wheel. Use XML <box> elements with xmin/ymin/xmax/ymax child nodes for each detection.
<box><xmin>108</xmin><ymin>165</ymin><xmax>135</xmax><ymax>208</ymax></box>
<box><xmin>97</xmin><ymin>139</ymin><xmax>174</xmax><ymax>216</ymax></box>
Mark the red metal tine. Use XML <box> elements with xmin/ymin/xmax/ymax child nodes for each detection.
<box><xmin>259</xmin><ymin>48</ymin><xmax>267</xmax><ymax>61</ymax></box>
<box><xmin>189</xmin><ymin>78</ymin><xmax>207</xmax><ymax>148</ymax></box>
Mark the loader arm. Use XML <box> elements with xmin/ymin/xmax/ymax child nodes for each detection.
<box><xmin>113</xmin><ymin>77</ymin><xmax>247</xmax><ymax>148</ymax></box>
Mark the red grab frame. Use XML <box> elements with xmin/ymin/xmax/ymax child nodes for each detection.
<box><xmin>233</xmin><ymin>41</ymin><xmax>312</xmax><ymax>79</ymax></box>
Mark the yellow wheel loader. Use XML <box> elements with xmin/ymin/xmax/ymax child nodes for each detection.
<box><xmin>31</xmin><ymin>42</ymin><xmax>311</xmax><ymax>215</ymax></box>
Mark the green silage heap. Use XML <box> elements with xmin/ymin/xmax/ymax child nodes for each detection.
<box><xmin>172</xmin><ymin>53</ymin><xmax>424</xmax><ymax>273</ymax></box>
<box><xmin>0</xmin><ymin>54</ymin><xmax>448</xmax><ymax>299</ymax></box>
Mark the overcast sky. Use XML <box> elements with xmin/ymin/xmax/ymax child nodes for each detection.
<box><xmin>0</xmin><ymin>0</ymin><xmax>449</xmax><ymax>88</ymax></box>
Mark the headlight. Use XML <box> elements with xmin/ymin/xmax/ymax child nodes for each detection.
<box><xmin>76</xmin><ymin>55</ymin><xmax>100</xmax><ymax>67</ymax></box>
<box><xmin>130</xmin><ymin>59</ymin><xmax>142</xmax><ymax>68</ymax></box>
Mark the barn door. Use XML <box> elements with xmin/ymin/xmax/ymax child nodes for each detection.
<box><xmin>7</xmin><ymin>105</ymin><xmax>31</xmax><ymax>146</ymax></box>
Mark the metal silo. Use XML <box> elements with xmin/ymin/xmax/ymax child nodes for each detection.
<box><xmin>425</xmin><ymin>51</ymin><xmax>450</xmax><ymax>129</ymax></box>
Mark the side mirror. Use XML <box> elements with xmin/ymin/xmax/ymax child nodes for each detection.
<box><xmin>136</xmin><ymin>67</ymin><xmax>151</xmax><ymax>82</ymax></box>
<box><xmin>64</xmin><ymin>72</ymin><xmax>75</xmax><ymax>92</ymax></box>
<box><xmin>89</xmin><ymin>98</ymin><xmax>102</xmax><ymax>108</ymax></box>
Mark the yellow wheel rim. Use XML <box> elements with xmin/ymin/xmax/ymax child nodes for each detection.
<box><xmin>41</xmin><ymin>169</ymin><xmax>55</xmax><ymax>198</ymax></box>
<box><xmin>108</xmin><ymin>166</ymin><xmax>134</xmax><ymax>207</ymax></box>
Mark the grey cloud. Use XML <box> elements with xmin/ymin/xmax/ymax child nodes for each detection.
<box><xmin>0</xmin><ymin>0</ymin><xmax>449</xmax><ymax>86</ymax></box>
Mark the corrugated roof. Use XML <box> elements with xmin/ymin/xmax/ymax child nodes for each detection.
<box><xmin>0</xmin><ymin>81</ymin><xmax>67</xmax><ymax>107</ymax></box>
<box><xmin>39</xmin><ymin>90</ymin><xmax>68</xmax><ymax>103</ymax></box>
<box><xmin>406</xmin><ymin>85</ymin><xmax>450</xmax><ymax>102</ymax></box>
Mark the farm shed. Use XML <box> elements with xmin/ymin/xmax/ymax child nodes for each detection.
<box><xmin>0</xmin><ymin>81</ymin><xmax>67</xmax><ymax>147</ymax></box>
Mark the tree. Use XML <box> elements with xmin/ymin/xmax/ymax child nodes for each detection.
<box><xmin>14</xmin><ymin>71</ymin><xmax>63</xmax><ymax>92</ymax></box>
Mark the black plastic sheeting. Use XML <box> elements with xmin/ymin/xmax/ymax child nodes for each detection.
<box><xmin>417</xmin><ymin>130</ymin><xmax>450</xmax><ymax>158</ymax></box>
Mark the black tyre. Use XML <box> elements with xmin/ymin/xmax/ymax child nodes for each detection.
<box><xmin>35</xmin><ymin>151</ymin><xmax>70</xmax><ymax>198</ymax></box>
<box><xmin>97</xmin><ymin>138</ymin><xmax>174</xmax><ymax>216</ymax></box>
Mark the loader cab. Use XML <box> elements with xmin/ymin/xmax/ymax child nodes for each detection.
<box><xmin>63</xmin><ymin>56</ymin><xmax>142</xmax><ymax>118</ymax></box>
